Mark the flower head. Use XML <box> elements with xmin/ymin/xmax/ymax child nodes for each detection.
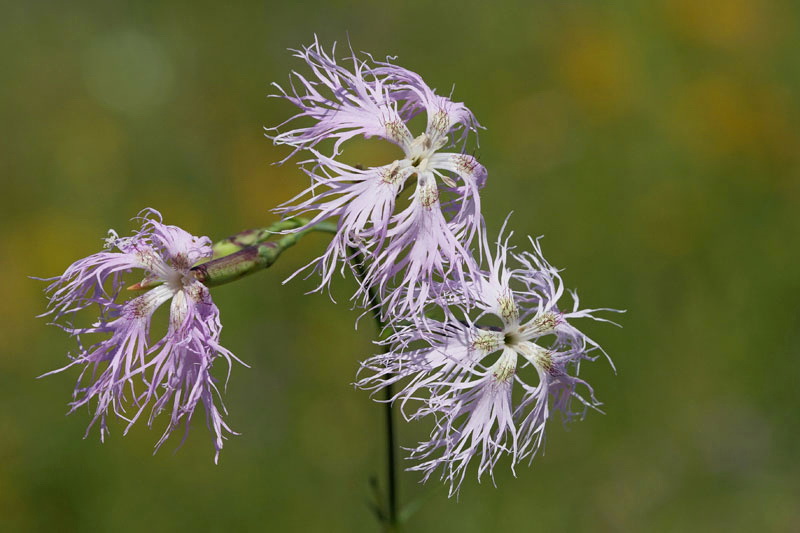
<box><xmin>357</xmin><ymin>225</ymin><xmax>621</xmax><ymax>494</ymax></box>
<box><xmin>40</xmin><ymin>209</ymin><xmax>241</xmax><ymax>462</ymax></box>
<box><xmin>269</xmin><ymin>38</ymin><xmax>487</xmax><ymax>319</ymax></box>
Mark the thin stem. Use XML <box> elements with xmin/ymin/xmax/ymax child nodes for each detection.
<box><xmin>188</xmin><ymin>219</ymin><xmax>337</xmax><ymax>288</ymax></box>
<box><xmin>207</xmin><ymin>217</ymin><xmax>337</xmax><ymax>259</ymax></box>
<box><xmin>349</xmin><ymin>247</ymin><xmax>398</xmax><ymax>531</ymax></box>
<box><xmin>384</xmin><ymin>376</ymin><xmax>397</xmax><ymax>530</ymax></box>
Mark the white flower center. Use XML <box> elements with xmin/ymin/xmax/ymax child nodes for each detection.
<box><xmin>164</xmin><ymin>268</ymin><xmax>184</xmax><ymax>293</ymax></box>
<box><xmin>406</xmin><ymin>132</ymin><xmax>446</xmax><ymax>166</ymax></box>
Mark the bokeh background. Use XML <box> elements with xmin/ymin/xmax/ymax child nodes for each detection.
<box><xmin>2</xmin><ymin>1</ymin><xmax>799</xmax><ymax>531</ymax></box>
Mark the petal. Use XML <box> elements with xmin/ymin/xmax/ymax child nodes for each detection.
<box><xmin>276</xmin><ymin>156</ymin><xmax>411</xmax><ymax>290</ymax></box>
<box><xmin>270</xmin><ymin>38</ymin><xmax>415</xmax><ymax>156</ymax></box>
<box><xmin>375</xmin><ymin>65</ymin><xmax>481</xmax><ymax>147</ymax></box>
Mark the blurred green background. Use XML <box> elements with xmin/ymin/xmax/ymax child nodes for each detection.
<box><xmin>2</xmin><ymin>0</ymin><xmax>799</xmax><ymax>531</ymax></box>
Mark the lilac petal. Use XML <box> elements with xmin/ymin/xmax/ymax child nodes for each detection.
<box><xmin>39</xmin><ymin>210</ymin><xmax>241</xmax><ymax>461</ymax></box>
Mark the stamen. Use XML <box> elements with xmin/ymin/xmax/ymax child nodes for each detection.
<box><xmin>385</xmin><ymin>120</ymin><xmax>411</xmax><ymax>145</ymax></box>
<box><xmin>380</xmin><ymin>161</ymin><xmax>405</xmax><ymax>185</ymax></box>
<box><xmin>455</xmin><ymin>154</ymin><xmax>479</xmax><ymax>175</ymax></box>
<box><xmin>430</xmin><ymin>109</ymin><xmax>450</xmax><ymax>136</ymax></box>
<box><xmin>472</xmin><ymin>330</ymin><xmax>504</xmax><ymax>353</ymax></box>
<box><xmin>497</xmin><ymin>294</ymin><xmax>519</xmax><ymax>324</ymax></box>
<box><xmin>518</xmin><ymin>342</ymin><xmax>554</xmax><ymax>373</ymax></box>
<box><xmin>534</xmin><ymin>350</ymin><xmax>554</xmax><ymax>372</ymax></box>
<box><xmin>492</xmin><ymin>352</ymin><xmax>517</xmax><ymax>382</ymax></box>
<box><xmin>419</xmin><ymin>183</ymin><xmax>439</xmax><ymax>208</ymax></box>
<box><xmin>520</xmin><ymin>312</ymin><xmax>560</xmax><ymax>337</ymax></box>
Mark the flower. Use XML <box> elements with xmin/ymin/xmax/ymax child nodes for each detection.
<box><xmin>269</xmin><ymin>38</ymin><xmax>487</xmax><ymax>319</ymax></box>
<box><xmin>357</xmin><ymin>225</ymin><xmax>621</xmax><ymax>494</ymax></box>
<box><xmin>39</xmin><ymin>209</ymin><xmax>242</xmax><ymax>462</ymax></box>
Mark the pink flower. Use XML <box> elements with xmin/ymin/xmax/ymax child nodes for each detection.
<box><xmin>40</xmin><ymin>209</ymin><xmax>242</xmax><ymax>462</ymax></box>
<box><xmin>270</xmin><ymin>38</ymin><xmax>486</xmax><ymax>319</ymax></box>
<box><xmin>358</xmin><ymin>224</ymin><xmax>622</xmax><ymax>494</ymax></box>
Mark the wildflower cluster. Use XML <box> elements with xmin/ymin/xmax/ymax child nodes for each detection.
<box><xmin>39</xmin><ymin>38</ymin><xmax>620</xmax><ymax>494</ymax></box>
<box><xmin>271</xmin><ymin>39</ymin><xmax>621</xmax><ymax>493</ymax></box>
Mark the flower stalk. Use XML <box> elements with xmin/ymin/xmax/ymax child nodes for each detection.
<box><xmin>194</xmin><ymin>219</ymin><xmax>337</xmax><ymax>287</ymax></box>
<box><xmin>349</xmin><ymin>246</ymin><xmax>398</xmax><ymax>532</ymax></box>
<box><xmin>208</xmin><ymin>217</ymin><xmax>335</xmax><ymax>258</ymax></box>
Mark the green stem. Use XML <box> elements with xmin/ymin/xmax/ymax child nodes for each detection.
<box><xmin>207</xmin><ymin>217</ymin><xmax>337</xmax><ymax>259</ymax></box>
<box><xmin>349</xmin><ymin>247</ymin><xmax>398</xmax><ymax>532</ymax></box>
<box><xmin>191</xmin><ymin>218</ymin><xmax>337</xmax><ymax>287</ymax></box>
